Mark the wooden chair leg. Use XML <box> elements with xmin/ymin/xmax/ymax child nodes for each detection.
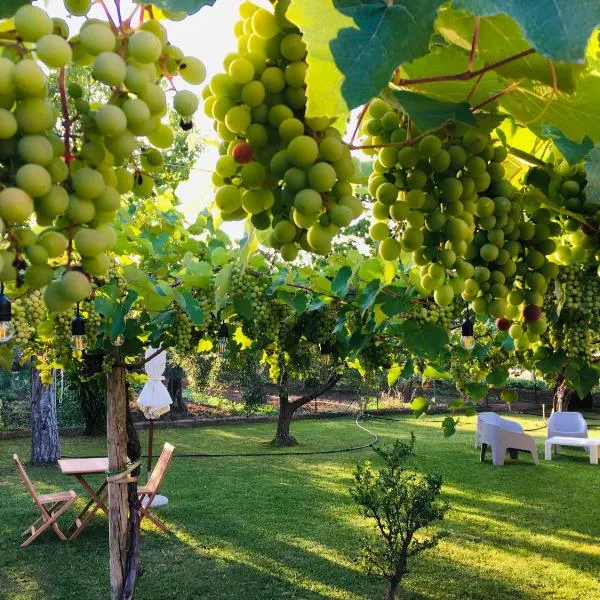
<box><xmin>21</xmin><ymin>498</ymin><xmax>76</xmax><ymax>547</ymax></box>
<box><xmin>140</xmin><ymin>505</ymin><xmax>170</xmax><ymax>533</ymax></box>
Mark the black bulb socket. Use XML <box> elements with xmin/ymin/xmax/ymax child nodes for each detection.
<box><xmin>71</xmin><ymin>315</ymin><xmax>86</xmax><ymax>336</ymax></box>
<box><xmin>461</xmin><ymin>318</ymin><xmax>474</xmax><ymax>337</ymax></box>
<box><xmin>217</xmin><ymin>322</ymin><xmax>229</xmax><ymax>339</ymax></box>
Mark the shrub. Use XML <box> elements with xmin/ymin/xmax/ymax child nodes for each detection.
<box><xmin>350</xmin><ymin>435</ymin><xmax>448</xmax><ymax>599</ymax></box>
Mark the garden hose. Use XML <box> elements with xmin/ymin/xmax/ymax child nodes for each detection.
<box><xmin>63</xmin><ymin>413</ymin><xmax>379</xmax><ymax>460</ymax></box>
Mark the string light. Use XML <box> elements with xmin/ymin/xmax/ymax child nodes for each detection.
<box><xmin>461</xmin><ymin>314</ymin><xmax>475</xmax><ymax>350</ymax></box>
<box><xmin>320</xmin><ymin>341</ymin><xmax>333</xmax><ymax>366</ymax></box>
<box><xmin>217</xmin><ymin>322</ymin><xmax>229</xmax><ymax>354</ymax></box>
<box><xmin>71</xmin><ymin>304</ymin><xmax>87</xmax><ymax>351</ymax></box>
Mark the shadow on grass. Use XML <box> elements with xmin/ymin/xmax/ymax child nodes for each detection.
<box><xmin>1</xmin><ymin>416</ymin><xmax>599</xmax><ymax>599</ymax></box>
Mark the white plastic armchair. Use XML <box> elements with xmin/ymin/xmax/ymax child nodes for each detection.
<box><xmin>475</xmin><ymin>412</ymin><xmax>524</xmax><ymax>448</ymax></box>
<box><xmin>547</xmin><ymin>411</ymin><xmax>588</xmax><ymax>439</ymax></box>
<box><xmin>479</xmin><ymin>420</ymin><xmax>538</xmax><ymax>466</ymax></box>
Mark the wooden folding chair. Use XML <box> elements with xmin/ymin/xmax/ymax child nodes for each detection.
<box><xmin>12</xmin><ymin>454</ymin><xmax>77</xmax><ymax>548</ymax></box>
<box><xmin>138</xmin><ymin>442</ymin><xmax>175</xmax><ymax>533</ymax></box>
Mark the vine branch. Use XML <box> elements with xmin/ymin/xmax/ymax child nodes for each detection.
<box><xmin>391</xmin><ymin>48</ymin><xmax>535</xmax><ymax>87</ymax></box>
<box><xmin>57</xmin><ymin>68</ymin><xmax>72</xmax><ymax>169</ymax></box>
<box><xmin>468</xmin><ymin>17</ymin><xmax>480</xmax><ymax>72</ymax></box>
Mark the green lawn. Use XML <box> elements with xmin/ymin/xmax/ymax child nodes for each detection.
<box><xmin>1</xmin><ymin>414</ymin><xmax>599</xmax><ymax>600</ymax></box>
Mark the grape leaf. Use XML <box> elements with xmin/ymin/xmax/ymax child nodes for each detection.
<box><xmin>279</xmin><ymin>290</ymin><xmax>309</xmax><ymax>314</ymax></box>
<box><xmin>394</xmin><ymin>320</ymin><xmax>449</xmax><ymax>359</ymax></box>
<box><xmin>0</xmin><ymin>0</ymin><xmax>29</xmax><ymax>19</ymax></box>
<box><xmin>584</xmin><ymin>144</ymin><xmax>600</xmax><ymax>203</ymax></box>
<box><xmin>233</xmin><ymin>296</ymin><xmax>254</xmax><ymax>321</ymax></box>
<box><xmin>465</xmin><ymin>382</ymin><xmax>488</xmax><ymax>401</ymax></box>
<box><xmin>385</xmin><ymin>89</ymin><xmax>475</xmax><ymax>131</ymax></box>
<box><xmin>442</xmin><ymin>416</ymin><xmax>457</xmax><ymax>437</ymax></box>
<box><xmin>535</xmin><ymin>349</ymin><xmax>566</xmax><ymax>375</ymax></box>
<box><xmin>358</xmin><ymin>279</ymin><xmax>380</xmax><ymax>313</ymax></box>
<box><xmin>387</xmin><ymin>364</ymin><xmax>403</xmax><ymax>387</ymax></box>
<box><xmin>110</xmin><ymin>290</ymin><xmax>138</xmax><ymax>339</ymax></box>
<box><xmin>331</xmin><ymin>266</ymin><xmax>353</xmax><ymax>298</ymax></box>
<box><xmin>410</xmin><ymin>396</ymin><xmax>429</xmax><ymax>418</ymax></box>
<box><xmin>399</xmin><ymin>45</ymin><xmax>504</xmax><ymax>106</ymax></box>
<box><xmin>486</xmin><ymin>368</ymin><xmax>509</xmax><ymax>387</ymax></box>
<box><xmin>454</xmin><ymin>0</ymin><xmax>600</xmax><ymax>63</ymax></box>
<box><xmin>437</xmin><ymin>7</ymin><xmax>584</xmax><ymax>91</ymax></box>
<box><xmin>177</xmin><ymin>290</ymin><xmax>205</xmax><ymax>326</ymax></box>
<box><xmin>501</xmin><ymin>75</ymin><xmax>600</xmax><ymax>143</ymax></box>
<box><xmin>287</xmin><ymin>0</ymin><xmax>445</xmax><ymax>118</ymax></box>
<box><xmin>134</xmin><ymin>0</ymin><xmax>216</xmax><ymax>15</ymax></box>
<box><xmin>543</xmin><ymin>125</ymin><xmax>594</xmax><ymax>165</ymax></box>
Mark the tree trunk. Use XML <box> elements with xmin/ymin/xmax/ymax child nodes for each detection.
<box><xmin>271</xmin><ymin>357</ymin><xmax>343</xmax><ymax>446</ymax></box>
<box><xmin>273</xmin><ymin>358</ymin><xmax>297</xmax><ymax>446</ymax></box>
<box><xmin>107</xmin><ymin>365</ymin><xmax>129</xmax><ymax>600</ymax></box>
<box><xmin>553</xmin><ymin>374</ymin><xmax>568</xmax><ymax>412</ymax></box>
<box><xmin>166</xmin><ymin>365</ymin><xmax>185</xmax><ymax>411</ymax></box>
<box><xmin>30</xmin><ymin>366</ymin><xmax>60</xmax><ymax>465</ymax></box>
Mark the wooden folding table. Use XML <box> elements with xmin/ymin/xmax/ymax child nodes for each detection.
<box><xmin>58</xmin><ymin>457</ymin><xmax>109</xmax><ymax>540</ymax></box>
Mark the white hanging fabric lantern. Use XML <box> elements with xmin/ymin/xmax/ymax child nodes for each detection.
<box><xmin>138</xmin><ymin>348</ymin><xmax>171</xmax><ymax>419</ymax></box>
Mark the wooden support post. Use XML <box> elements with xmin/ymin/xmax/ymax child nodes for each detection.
<box><xmin>147</xmin><ymin>419</ymin><xmax>154</xmax><ymax>475</ymax></box>
<box><xmin>107</xmin><ymin>365</ymin><xmax>129</xmax><ymax>600</ymax></box>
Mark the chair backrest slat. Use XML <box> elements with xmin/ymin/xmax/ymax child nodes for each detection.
<box><xmin>146</xmin><ymin>443</ymin><xmax>175</xmax><ymax>494</ymax></box>
<box><xmin>13</xmin><ymin>454</ymin><xmax>41</xmax><ymax>506</ymax></box>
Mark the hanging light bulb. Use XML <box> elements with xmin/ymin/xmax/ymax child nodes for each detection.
<box><xmin>320</xmin><ymin>341</ymin><xmax>333</xmax><ymax>366</ymax></box>
<box><xmin>217</xmin><ymin>322</ymin><xmax>229</xmax><ymax>354</ymax></box>
<box><xmin>461</xmin><ymin>318</ymin><xmax>475</xmax><ymax>350</ymax></box>
<box><xmin>0</xmin><ymin>285</ymin><xmax>14</xmax><ymax>343</ymax></box>
<box><xmin>71</xmin><ymin>305</ymin><xmax>87</xmax><ymax>351</ymax></box>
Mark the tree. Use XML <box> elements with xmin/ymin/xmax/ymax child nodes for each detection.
<box><xmin>351</xmin><ymin>436</ymin><xmax>447</xmax><ymax>600</ymax></box>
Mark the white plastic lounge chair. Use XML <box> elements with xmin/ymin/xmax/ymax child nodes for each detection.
<box><xmin>547</xmin><ymin>411</ymin><xmax>588</xmax><ymax>440</ymax></box>
<box><xmin>478</xmin><ymin>417</ymin><xmax>538</xmax><ymax>466</ymax></box>
<box><xmin>475</xmin><ymin>412</ymin><xmax>524</xmax><ymax>448</ymax></box>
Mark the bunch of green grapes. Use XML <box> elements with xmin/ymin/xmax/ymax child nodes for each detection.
<box><xmin>81</xmin><ymin>298</ymin><xmax>102</xmax><ymax>349</ymax></box>
<box><xmin>545</xmin><ymin>265</ymin><xmax>600</xmax><ymax>363</ymax></box>
<box><xmin>52</xmin><ymin>311</ymin><xmax>73</xmax><ymax>364</ymax></box>
<box><xmin>359</xmin><ymin>339</ymin><xmax>394</xmax><ymax>371</ymax></box>
<box><xmin>0</xmin><ymin>4</ymin><xmax>204</xmax><ymax>312</ymax></box>
<box><xmin>206</xmin><ymin>0</ymin><xmax>362</xmax><ymax>259</ymax></box>
<box><xmin>528</xmin><ymin>162</ymin><xmax>600</xmax><ymax>268</ymax></box>
<box><xmin>413</xmin><ymin>299</ymin><xmax>461</xmax><ymax>331</ymax></box>
<box><xmin>197</xmin><ymin>286</ymin><xmax>216</xmax><ymax>325</ymax></box>
<box><xmin>10</xmin><ymin>290</ymin><xmax>45</xmax><ymax>347</ymax></box>
<box><xmin>298</xmin><ymin>306</ymin><xmax>336</xmax><ymax>344</ymax></box>
<box><xmin>172</xmin><ymin>311</ymin><xmax>193</xmax><ymax>352</ymax></box>
<box><xmin>102</xmin><ymin>352</ymin><xmax>115</xmax><ymax>374</ymax></box>
<box><xmin>365</xmin><ymin>97</ymin><xmax>558</xmax><ymax>345</ymax></box>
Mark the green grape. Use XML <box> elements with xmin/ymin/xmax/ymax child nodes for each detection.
<box><xmin>35</xmin><ymin>34</ymin><xmax>72</xmax><ymax>68</ymax></box>
<box><xmin>178</xmin><ymin>56</ymin><xmax>206</xmax><ymax>84</ymax></box>
<box><xmin>15</xmin><ymin>5</ymin><xmax>53</xmax><ymax>42</ymax></box>
<box><xmin>95</xmin><ymin>105</ymin><xmax>127</xmax><ymax>137</ymax></box>
<box><xmin>18</xmin><ymin>135</ymin><xmax>54</xmax><ymax>165</ymax></box>
<box><xmin>308</xmin><ymin>162</ymin><xmax>337</xmax><ymax>192</ymax></box>
<box><xmin>93</xmin><ymin>52</ymin><xmax>127</xmax><ymax>86</ymax></box>
<box><xmin>80</xmin><ymin>23</ymin><xmax>115</xmax><ymax>55</ymax></box>
<box><xmin>16</xmin><ymin>164</ymin><xmax>52</xmax><ymax>198</ymax></box>
<box><xmin>128</xmin><ymin>30</ymin><xmax>162</xmax><ymax>64</ymax></box>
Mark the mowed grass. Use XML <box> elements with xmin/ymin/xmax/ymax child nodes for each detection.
<box><xmin>1</xmin><ymin>414</ymin><xmax>599</xmax><ymax>600</ymax></box>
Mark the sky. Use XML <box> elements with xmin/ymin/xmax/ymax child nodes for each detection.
<box><xmin>41</xmin><ymin>0</ymin><xmax>262</xmax><ymax>237</ymax></box>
